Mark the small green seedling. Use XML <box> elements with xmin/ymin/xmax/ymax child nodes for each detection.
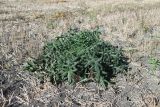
<box><xmin>149</xmin><ymin>57</ymin><xmax>160</xmax><ymax>71</ymax></box>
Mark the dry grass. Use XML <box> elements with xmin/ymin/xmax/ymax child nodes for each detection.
<box><xmin>0</xmin><ymin>0</ymin><xmax>160</xmax><ymax>106</ymax></box>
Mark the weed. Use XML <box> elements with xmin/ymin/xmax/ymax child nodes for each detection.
<box><xmin>24</xmin><ymin>28</ymin><xmax>128</xmax><ymax>88</ymax></box>
<box><xmin>148</xmin><ymin>57</ymin><xmax>160</xmax><ymax>71</ymax></box>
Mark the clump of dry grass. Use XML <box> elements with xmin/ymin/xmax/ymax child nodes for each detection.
<box><xmin>36</xmin><ymin>0</ymin><xmax>68</xmax><ymax>3</ymax></box>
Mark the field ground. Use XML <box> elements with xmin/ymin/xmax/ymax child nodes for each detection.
<box><xmin>0</xmin><ymin>0</ymin><xmax>160</xmax><ymax>107</ymax></box>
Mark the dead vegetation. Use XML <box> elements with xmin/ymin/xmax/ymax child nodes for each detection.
<box><xmin>0</xmin><ymin>0</ymin><xmax>160</xmax><ymax>107</ymax></box>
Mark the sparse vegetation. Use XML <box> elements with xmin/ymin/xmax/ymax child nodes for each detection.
<box><xmin>1</xmin><ymin>0</ymin><xmax>160</xmax><ymax>106</ymax></box>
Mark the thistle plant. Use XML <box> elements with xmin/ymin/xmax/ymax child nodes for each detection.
<box><xmin>24</xmin><ymin>28</ymin><xmax>128</xmax><ymax>87</ymax></box>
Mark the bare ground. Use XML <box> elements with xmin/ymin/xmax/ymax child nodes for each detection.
<box><xmin>0</xmin><ymin>0</ymin><xmax>160</xmax><ymax>107</ymax></box>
